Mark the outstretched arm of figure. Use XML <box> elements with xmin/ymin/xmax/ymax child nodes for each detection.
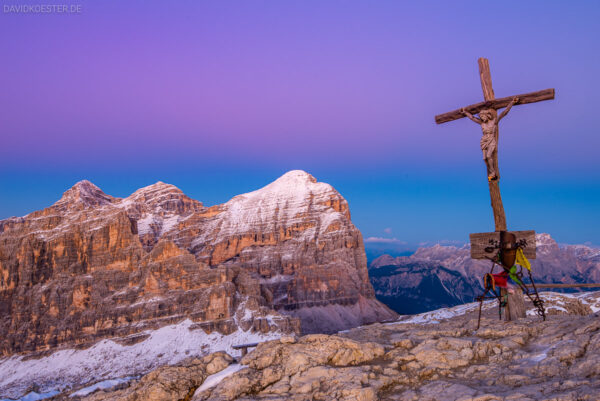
<box><xmin>461</xmin><ymin>108</ymin><xmax>482</xmax><ymax>124</ymax></box>
<box><xmin>498</xmin><ymin>97</ymin><xmax>519</xmax><ymax>121</ymax></box>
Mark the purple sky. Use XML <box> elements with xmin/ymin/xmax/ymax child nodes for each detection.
<box><xmin>1</xmin><ymin>1</ymin><xmax>599</xmax><ymax>249</ymax></box>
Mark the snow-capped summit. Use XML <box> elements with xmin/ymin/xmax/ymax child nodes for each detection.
<box><xmin>129</xmin><ymin>181</ymin><xmax>183</xmax><ymax>198</ymax></box>
<box><xmin>117</xmin><ymin>182</ymin><xmax>203</xmax><ymax>248</ymax></box>
<box><xmin>535</xmin><ymin>233</ymin><xmax>559</xmax><ymax>255</ymax></box>
<box><xmin>56</xmin><ymin>180</ymin><xmax>114</xmax><ymax>208</ymax></box>
<box><xmin>269</xmin><ymin>169</ymin><xmax>318</xmax><ymax>185</ymax></box>
<box><xmin>412</xmin><ymin>243</ymin><xmax>462</xmax><ymax>261</ymax></box>
<box><xmin>233</xmin><ymin>170</ymin><xmax>327</xmax><ymax>201</ymax></box>
<box><xmin>124</xmin><ymin>181</ymin><xmax>202</xmax><ymax>215</ymax></box>
<box><xmin>208</xmin><ymin>170</ymin><xmax>348</xmax><ymax>241</ymax></box>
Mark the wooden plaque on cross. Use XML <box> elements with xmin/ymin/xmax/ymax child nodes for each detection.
<box><xmin>469</xmin><ymin>230</ymin><xmax>536</xmax><ymax>260</ymax></box>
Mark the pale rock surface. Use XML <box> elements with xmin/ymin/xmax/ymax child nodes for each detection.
<box><xmin>66</xmin><ymin>291</ymin><xmax>600</xmax><ymax>401</ymax></box>
<box><xmin>62</xmin><ymin>352</ymin><xmax>234</xmax><ymax>401</ymax></box>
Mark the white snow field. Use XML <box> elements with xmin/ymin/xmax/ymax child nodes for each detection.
<box><xmin>69</xmin><ymin>377</ymin><xmax>137</xmax><ymax>398</ymax></box>
<box><xmin>0</xmin><ymin>319</ymin><xmax>280</xmax><ymax>400</ymax></box>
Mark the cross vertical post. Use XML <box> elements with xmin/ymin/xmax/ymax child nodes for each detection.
<box><xmin>478</xmin><ymin>58</ymin><xmax>506</xmax><ymax>231</ymax></box>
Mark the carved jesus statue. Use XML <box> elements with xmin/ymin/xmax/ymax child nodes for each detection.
<box><xmin>461</xmin><ymin>97</ymin><xmax>518</xmax><ymax>181</ymax></box>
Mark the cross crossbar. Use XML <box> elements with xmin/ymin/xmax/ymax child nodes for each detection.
<box><xmin>435</xmin><ymin>88</ymin><xmax>555</xmax><ymax>124</ymax></box>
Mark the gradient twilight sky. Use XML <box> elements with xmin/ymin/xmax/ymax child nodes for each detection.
<box><xmin>1</xmin><ymin>0</ymin><xmax>599</xmax><ymax>250</ymax></box>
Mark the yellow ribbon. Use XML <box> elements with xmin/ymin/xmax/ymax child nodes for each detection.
<box><xmin>516</xmin><ymin>248</ymin><xmax>531</xmax><ymax>271</ymax></box>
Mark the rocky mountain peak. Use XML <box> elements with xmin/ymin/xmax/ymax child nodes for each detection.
<box><xmin>272</xmin><ymin>169</ymin><xmax>318</xmax><ymax>185</ymax></box>
<box><xmin>567</xmin><ymin>244</ymin><xmax>600</xmax><ymax>261</ymax></box>
<box><xmin>124</xmin><ymin>181</ymin><xmax>203</xmax><ymax>215</ymax></box>
<box><xmin>369</xmin><ymin>254</ymin><xmax>398</xmax><ymax>269</ymax></box>
<box><xmin>128</xmin><ymin>181</ymin><xmax>184</xmax><ymax>200</ymax></box>
<box><xmin>237</xmin><ymin>170</ymin><xmax>325</xmax><ymax>201</ymax></box>
<box><xmin>536</xmin><ymin>233</ymin><xmax>553</xmax><ymax>244</ymax></box>
<box><xmin>56</xmin><ymin>180</ymin><xmax>114</xmax><ymax>208</ymax></box>
<box><xmin>214</xmin><ymin>170</ymin><xmax>349</xmax><ymax>241</ymax></box>
<box><xmin>412</xmin><ymin>243</ymin><xmax>460</xmax><ymax>261</ymax></box>
<box><xmin>535</xmin><ymin>232</ymin><xmax>559</xmax><ymax>255</ymax></box>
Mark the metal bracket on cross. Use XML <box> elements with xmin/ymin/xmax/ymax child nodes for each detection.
<box><xmin>470</xmin><ymin>230</ymin><xmax>546</xmax><ymax>328</ymax></box>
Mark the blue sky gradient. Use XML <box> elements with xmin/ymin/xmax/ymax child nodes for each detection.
<box><xmin>1</xmin><ymin>0</ymin><xmax>598</xmax><ymax>248</ymax></box>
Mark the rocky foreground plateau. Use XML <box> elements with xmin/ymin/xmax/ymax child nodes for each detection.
<box><xmin>37</xmin><ymin>291</ymin><xmax>600</xmax><ymax>401</ymax></box>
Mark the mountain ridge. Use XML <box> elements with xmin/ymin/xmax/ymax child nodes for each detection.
<box><xmin>0</xmin><ymin>170</ymin><xmax>396</xmax><ymax>358</ymax></box>
<box><xmin>369</xmin><ymin>233</ymin><xmax>600</xmax><ymax>314</ymax></box>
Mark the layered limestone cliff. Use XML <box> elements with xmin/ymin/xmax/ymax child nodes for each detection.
<box><xmin>0</xmin><ymin>170</ymin><xmax>395</xmax><ymax>356</ymax></box>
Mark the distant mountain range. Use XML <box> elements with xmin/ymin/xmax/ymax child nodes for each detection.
<box><xmin>368</xmin><ymin>233</ymin><xmax>600</xmax><ymax>314</ymax></box>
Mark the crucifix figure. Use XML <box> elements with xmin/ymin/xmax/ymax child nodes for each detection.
<box><xmin>462</xmin><ymin>97</ymin><xmax>518</xmax><ymax>182</ymax></box>
<box><xmin>435</xmin><ymin>58</ymin><xmax>554</xmax><ymax>322</ymax></box>
<box><xmin>435</xmin><ymin>58</ymin><xmax>554</xmax><ymax>232</ymax></box>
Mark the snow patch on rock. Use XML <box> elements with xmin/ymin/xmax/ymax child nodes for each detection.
<box><xmin>393</xmin><ymin>300</ymin><xmax>497</xmax><ymax>325</ymax></box>
<box><xmin>0</xmin><ymin>390</ymin><xmax>60</xmax><ymax>401</ymax></box>
<box><xmin>194</xmin><ymin>364</ymin><xmax>247</xmax><ymax>394</ymax></box>
<box><xmin>0</xmin><ymin>320</ymin><xmax>280</xmax><ymax>399</ymax></box>
<box><xmin>69</xmin><ymin>377</ymin><xmax>136</xmax><ymax>398</ymax></box>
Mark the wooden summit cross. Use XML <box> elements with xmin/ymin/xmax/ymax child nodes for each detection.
<box><xmin>435</xmin><ymin>58</ymin><xmax>555</xmax><ymax>321</ymax></box>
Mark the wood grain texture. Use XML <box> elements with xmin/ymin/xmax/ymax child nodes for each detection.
<box><xmin>478</xmin><ymin>58</ymin><xmax>495</xmax><ymax>101</ymax></box>
<box><xmin>470</xmin><ymin>230</ymin><xmax>536</xmax><ymax>260</ymax></box>
<box><xmin>488</xmin><ymin>180</ymin><xmax>506</xmax><ymax>232</ymax></box>
<box><xmin>434</xmin><ymin>88</ymin><xmax>555</xmax><ymax>124</ymax></box>
<box><xmin>502</xmin><ymin>286</ymin><xmax>526</xmax><ymax>321</ymax></box>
